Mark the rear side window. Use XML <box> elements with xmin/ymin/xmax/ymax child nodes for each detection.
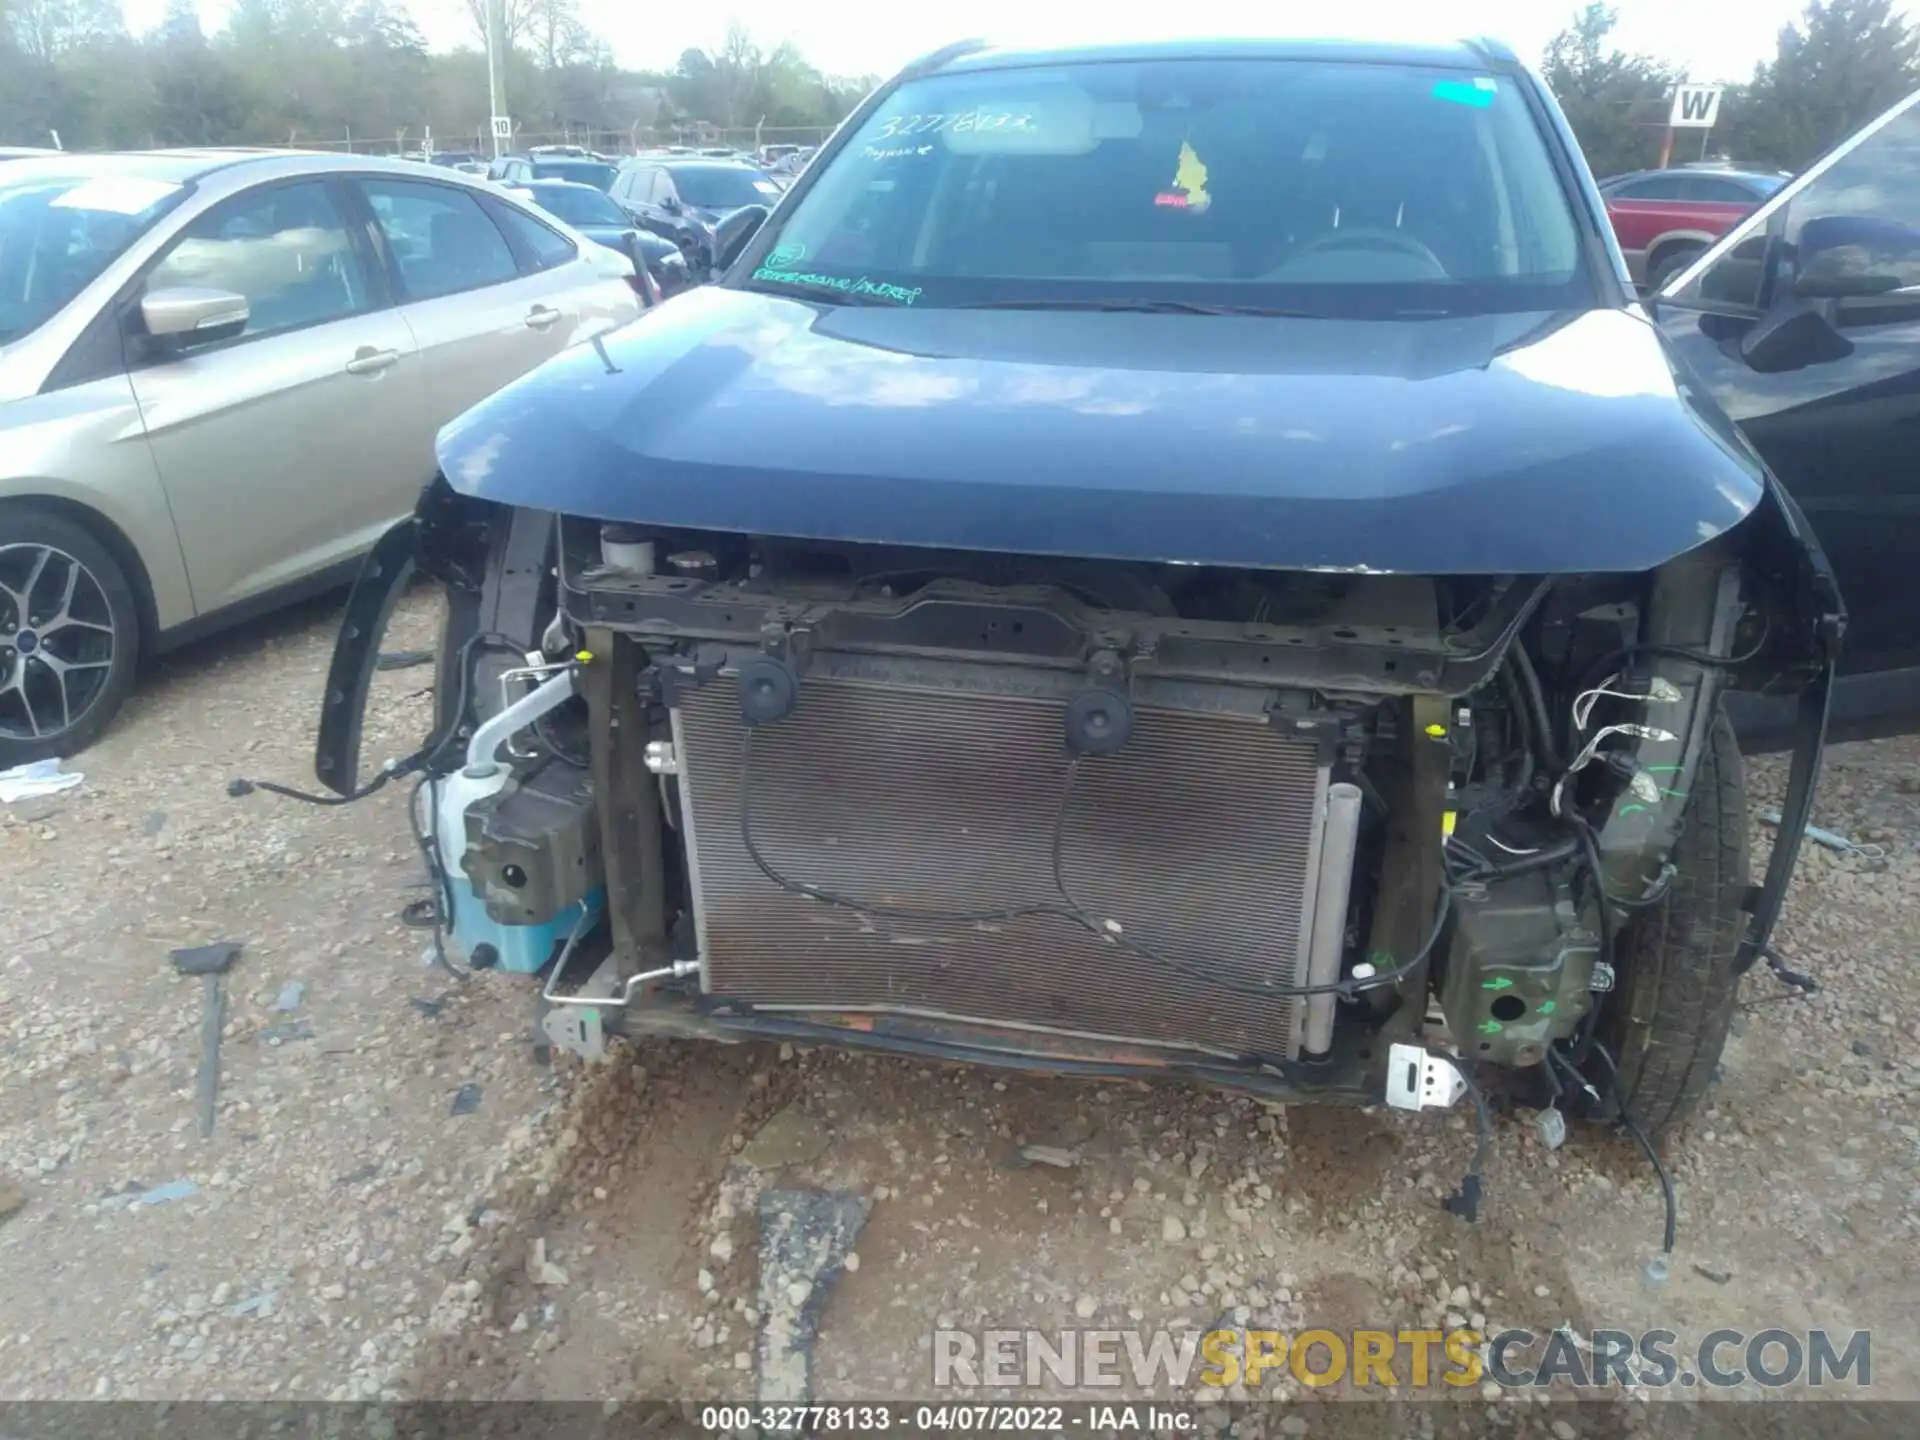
<box><xmin>1615</xmin><ymin>174</ymin><xmax>1689</xmax><ymax>200</ymax></box>
<box><xmin>146</xmin><ymin>179</ymin><xmax>370</xmax><ymax>340</ymax></box>
<box><xmin>492</xmin><ymin>203</ymin><xmax>577</xmax><ymax>271</ymax></box>
<box><xmin>360</xmin><ymin>179</ymin><xmax>519</xmax><ymax>300</ymax></box>
<box><xmin>1687</xmin><ymin>177</ymin><xmax>1761</xmax><ymax>204</ymax></box>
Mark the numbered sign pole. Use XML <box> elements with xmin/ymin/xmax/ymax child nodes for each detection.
<box><xmin>1661</xmin><ymin>83</ymin><xmax>1722</xmax><ymax>169</ymax></box>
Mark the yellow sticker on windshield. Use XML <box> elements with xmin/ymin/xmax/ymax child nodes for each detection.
<box><xmin>1155</xmin><ymin>141</ymin><xmax>1211</xmax><ymax>212</ymax></box>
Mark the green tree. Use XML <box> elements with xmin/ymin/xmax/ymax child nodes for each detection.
<box><xmin>6</xmin><ymin>0</ymin><xmax>121</xmax><ymax>65</ymax></box>
<box><xmin>1719</xmin><ymin>0</ymin><xmax>1920</xmax><ymax>168</ymax></box>
<box><xmin>1542</xmin><ymin>4</ymin><xmax>1679</xmax><ymax>178</ymax></box>
<box><xmin>148</xmin><ymin>0</ymin><xmax>256</xmax><ymax>145</ymax></box>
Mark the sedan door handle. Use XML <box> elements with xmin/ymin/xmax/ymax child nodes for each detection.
<box><xmin>344</xmin><ymin>347</ymin><xmax>401</xmax><ymax>376</ymax></box>
<box><xmin>525</xmin><ymin>305</ymin><xmax>562</xmax><ymax>330</ymax></box>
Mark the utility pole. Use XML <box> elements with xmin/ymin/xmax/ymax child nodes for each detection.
<box><xmin>486</xmin><ymin>0</ymin><xmax>510</xmax><ymax>157</ymax></box>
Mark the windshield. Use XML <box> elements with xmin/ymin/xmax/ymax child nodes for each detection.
<box><xmin>738</xmin><ymin>58</ymin><xmax>1589</xmax><ymax>315</ymax></box>
<box><xmin>674</xmin><ymin>166</ymin><xmax>782</xmax><ymax>210</ymax></box>
<box><xmin>532</xmin><ymin>186</ymin><xmax>626</xmax><ymax>227</ymax></box>
<box><xmin>531</xmin><ymin>160</ymin><xmax>616</xmax><ymax>191</ymax></box>
<box><xmin>0</xmin><ymin>170</ymin><xmax>185</xmax><ymax>343</ymax></box>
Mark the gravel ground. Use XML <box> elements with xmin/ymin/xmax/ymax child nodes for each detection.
<box><xmin>2</xmin><ymin>588</ymin><xmax>1915</xmax><ymax>1421</ymax></box>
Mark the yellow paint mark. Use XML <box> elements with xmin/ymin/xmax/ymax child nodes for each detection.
<box><xmin>1174</xmin><ymin>141</ymin><xmax>1211</xmax><ymax>211</ymax></box>
<box><xmin>1442</xmin><ymin>810</ymin><xmax>1457</xmax><ymax>837</ymax></box>
<box><xmin>1424</xmin><ymin>723</ymin><xmax>1448</xmax><ymax>739</ymax></box>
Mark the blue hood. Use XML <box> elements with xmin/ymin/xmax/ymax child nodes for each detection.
<box><xmin>436</xmin><ymin>287</ymin><xmax>1766</xmax><ymax>574</ymax></box>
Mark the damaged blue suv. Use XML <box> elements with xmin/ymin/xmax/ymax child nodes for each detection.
<box><xmin>311</xmin><ymin>39</ymin><xmax>1852</xmax><ymax>1178</ymax></box>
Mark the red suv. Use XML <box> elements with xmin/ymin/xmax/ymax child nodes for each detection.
<box><xmin>1599</xmin><ymin>166</ymin><xmax>1789</xmax><ymax>289</ymax></box>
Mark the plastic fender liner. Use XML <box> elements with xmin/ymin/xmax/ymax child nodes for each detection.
<box><xmin>1728</xmin><ymin>476</ymin><xmax>1846</xmax><ymax>973</ymax></box>
<box><xmin>313</xmin><ymin>519</ymin><xmax>418</xmax><ymax>796</ymax></box>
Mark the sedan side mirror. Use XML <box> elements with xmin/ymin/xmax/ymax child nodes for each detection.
<box><xmin>660</xmin><ymin>195</ymin><xmax>682</xmax><ymax>214</ymax></box>
<box><xmin>141</xmin><ymin>286</ymin><xmax>249</xmax><ymax>345</ymax></box>
<box><xmin>713</xmin><ymin>205</ymin><xmax>769</xmax><ymax>273</ymax></box>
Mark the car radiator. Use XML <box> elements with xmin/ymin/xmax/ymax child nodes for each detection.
<box><xmin>671</xmin><ymin>677</ymin><xmax>1334</xmax><ymax>1061</ymax></box>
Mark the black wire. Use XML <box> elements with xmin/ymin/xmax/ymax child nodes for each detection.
<box><xmin>230</xmin><ymin>629</ymin><xmax>531</xmax><ymax>805</ymax></box>
<box><xmin>1574</xmin><ymin>617</ymin><xmax>1773</xmax><ymax>701</ymax></box>
<box><xmin>1429</xmin><ymin>1049</ymin><xmax>1492</xmax><ymax>1222</ymax></box>
<box><xmin>736</xmin><ymin>729</ymin><xmax>1452</xmax><ymax>1002</ymax></box>
<box><xmin>1498</xmin><ymin>658</ymin><xmax>1537</xmax><ymax>795</ymax></box>
<box><xmin>1509</xmin><ymin>644</ymin><xmax>1566</xmax><ymax>772</ymax></box>
<box><xmin>1590</xmin><ymin>1041</ymin><xmax>1677</xmax><ymax>1255</ymax></box>
<box><xmin>407</xmin><ymin>772</ymin><xmax>468</xmax><ymax>980</ymax></box>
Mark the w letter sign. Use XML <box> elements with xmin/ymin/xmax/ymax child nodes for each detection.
<box><xmin>1670</xmin><ymin>85</ymin><xmax>1723</xmax><ymax>129</ymax></box>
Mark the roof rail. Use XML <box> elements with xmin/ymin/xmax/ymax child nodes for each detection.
<box><xmin>899</xmin><ymin>38</ymin><xmax>991</xmax><ymax>78</ymax></box>
<box><xmin>1461</xmin><ymin>36</ymin><xmax>1520</xmax><ymax>66</ymax></box>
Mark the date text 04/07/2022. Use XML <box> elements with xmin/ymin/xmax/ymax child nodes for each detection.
<box><xmin>696</xmin><ymin>1403</ymin><xmax>1197</xmax><ymax>1432</ymax></box>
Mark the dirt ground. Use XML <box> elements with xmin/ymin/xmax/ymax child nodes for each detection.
<box><xmin>1</xmin><ymin>588</ymin><xmax>1915</xmax><ymax>1426</ymax></box>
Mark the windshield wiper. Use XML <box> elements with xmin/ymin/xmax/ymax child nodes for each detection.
<box><xmin>949</xmin><ymin>298</ymin><xmax>1329</xmax><ymax>318</ymax></box>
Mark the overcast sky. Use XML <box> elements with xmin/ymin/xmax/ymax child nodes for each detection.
<box><xmin>119</xmin><ymin>1</ymin><xmax>1918</xmax><ymax>86</ymax></box>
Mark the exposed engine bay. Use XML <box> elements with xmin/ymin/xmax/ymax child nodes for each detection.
<box><xmin>292</xmin><ymin>482</ymin><xmax>1827</xmax><ymax>1137</ymax></box>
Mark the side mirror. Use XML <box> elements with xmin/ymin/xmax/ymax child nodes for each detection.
<box><xmin>713</xmin><ymin>205</ymin><xmax>769</xmax><ymax>273</ymax></box>
<box><xmin>660</xmin><ymin>195</ymin><xmax>682</xmax><ymax>214</ymax></box>
<box><xmin>141</xmin><ymin>287</ymin><xmax>249</xmax><ymax>345</ymax></box>
<box><xmin>1793</xmin><ymin>213</ymin><xmax>1920</xmax><ymax>298</ymax></box>
<box><xmin>1739</xmin><ymin>299</ymin><xmax>1855</xmax><ymax>374</ymax></box>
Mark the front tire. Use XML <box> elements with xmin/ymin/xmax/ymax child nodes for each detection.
<box><xmin>0</xmin><ymin>506</ymin><xmax>142</xmax><ymax>765</ymax></box>
<box><xmin>1593</xmin><ymin>705</ymin><xmax>1749</xmax><ymax>1137</ymax></box>
<box><xmin>1647</xmin><ymin>245</ymin><xmax>1706</xmax><ymax>293</ymax></box>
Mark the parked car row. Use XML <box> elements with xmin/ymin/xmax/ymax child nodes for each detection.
<box><xmin>6</xmin><ymin>71</ymin><xmax>1916</xmax><ymax>776</ymax></box>
<box><xmin>466</xmin><ymin>149</ymin><xmax>783</xmax><ymax>279</ymax></box>
<box><xmin>0</xmin><ymin>149</ymin><xmax>646</xmax><ymax>760</ymax></box>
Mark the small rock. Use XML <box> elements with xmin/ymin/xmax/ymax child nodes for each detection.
<box><xmin>134</xmin><ymin>1179</ymin><xmax>198</xmax><ymax>1207</ymax></box>
<box><xmin>1016</xmin><ymin>1144</ymin><xmax>1080</xmax><ymax>1170</ymax></box>
<box><xmin>844</xmin><ymin>1252</ymin><xmax>860</xmax><ymax>1273</ymax></box>
<box><xmin>0</xmin><ymin>1178</ymin><xmax>25</xmax><ymax>1223</ymax></box>
<box><xmin>1551</xmin><ymin>1422</ymin><xmax>1577</xmax><ymax>1440</ymax></box>
<box><xmin>1075</xmin><ymin>1295</ymin><xmax>1097</xmax><ymax>1319</ymax></box>
<box><xmin>1279</xmin><ymin>1417</ymin><xmax>1308</xmax><ymax>1437</ymax></box>
<box><xmin>1162</xmin><ymin>1215</ymin><xmax>1188</xmax><ymax>1243</ymax></box>
<box><xmin>528</xmin><ymin>1238</ymin><xmax>569</xmax><ymax>1287</ymax></box>
<box><xmin>450</xmin><ymin>1083</ymin><xmax>483</xmax><ymax>1117</ymax></box>
<box><xmin>1533</xmin><ymin>1284</ymin><xmax>1551</xmax><ymax>1298</ymax></box>
<box><xmin>272</xmin><ymin>982</ymin><xmax>306</xmax><ymax>1012</ymax></box>
<box><xmin>738</xmin><ymin>1103</ymin><xmax>831</xmax><ymax>1170</ymax></box>
<box><xmin>697</xmin><ymin>1269</ymin><xmax>715</xmax><ymax>1294</ymax></box>
<box><xmin>319</xmin><ymin>1283</ymin><xmax>346</xmax><ymax>1301</ymax></box>
<box><xmin>710</xmin><ymin>1233</ymin><xmax>734</xmax><ymax>1263</ymax></box>
<box><xmin>509</xmin><ymin>1312</ymin><xmax>530</xmax><ymax>1334</ymax></box>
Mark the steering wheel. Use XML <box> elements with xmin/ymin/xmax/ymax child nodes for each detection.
<box><xmin>1276</xmin><ymin>226</ymin><xmax>1447</xmax><ymax>276</ymax></box>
